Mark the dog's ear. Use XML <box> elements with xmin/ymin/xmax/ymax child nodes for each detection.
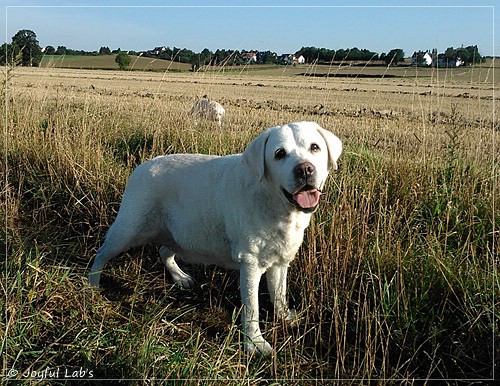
<box><xmin>242</xmin><ymin>128</ymin><xmax>272</xmax><ymax>182</ymax></box>
<box><xmin>316</xmin><ymin>125</ymin><xmax>342</xmax><ymax>170</ymax></box>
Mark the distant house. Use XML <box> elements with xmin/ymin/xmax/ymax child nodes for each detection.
<box><xmin>278</xmin><ymin>54</ymin><xmax>293</xmax><ymax>64</ymax></box>
<box><xmin>295</xmin><ymin>55</ymin><xmax>305</xmax><ymax>64</ymax></box>
<box><xmin>278</xmin><ymin>54</ymin><xmax>305</xmax><ymax>65</ymax></box>
<box><xmin>241</xmin><ymin>51</ymin><xmax>258</xmax><ymax>63</ymax></box>
<box><xmin>411</xmin><ymin>51</ymin><xmax>433</xmax><ymax>66</ymax></box>
<box><xmin>149</xmin><ymin>46</ymin><xmax>167</xmax><ymax>56</ymax></box>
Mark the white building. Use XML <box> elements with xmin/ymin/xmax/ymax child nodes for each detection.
<box><xmin>411</xmin><ymin>51</ymin><xmax>433</xmax><ymax>66</ymax></box>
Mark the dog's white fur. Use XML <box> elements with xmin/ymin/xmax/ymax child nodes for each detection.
<box><xmin>188</xmin><ymin>97</ymin><xmax>225</xmax><ymax>127</ymax></box>
<box><xmin>89</xmin><ymin>121</ymin><xmax>342</xmax><ymax>355</ymax></box>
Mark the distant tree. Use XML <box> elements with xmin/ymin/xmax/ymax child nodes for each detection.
<box><xmin>55</xmin><ymin>46</ymin><xmax>67</xmax><ymax>55</ymax></box>
<box><xmin>454</xmin><ymin>47</ymin><xmax>469</xmax><ymax>65</ymax></box>
<box><xmin>156</xmin><ymin>46</ymin><xmax>173</xmax><ymax>60</ymax></box>
<box><xmin>465</xmin><ymin>45</ymin><xmax>482</xmax><ymax>64</ymax></box>
<box><xmin>199</xmin><ymin>48</ymin><xmax>212</xmax><ymax>64</ymax></box>
<box><xmin>11</xmin><ymin>29</ymin><xmax>42</xmax><ymax>66</ymax></box>
<box><xmin>258</xmin><ymin>50</ymin><xmax>276</xmax><ymax>64</ymax></box>
<box><xmin>212</xmin><ymin>49</ymin><xmax>240</xmax><ymax>66</ymax></box>
<box><xmin>440</xmin><ymin>45</ymin><xmax>481</xmax><ymax>66</ymax></box>
<box><xmin>363</xmin><ymin>48</ymin><xmax>379</xmax><ymax>61</ymax></box>
<box><xmin>444</xmin><ymin>47</ymin><xmax>455</xmax><ymax>61</ymax></box>
<box><xmin>318</xmin><ymin>47</ymin><xmax>335</xmax><ymax>62</ymax></box>
<box><xmin>99</xmin><ymin>46</ymin><xmax>111</xmax><ymax>55</ymax></box>
<box><xmin>296</xmin><ymin>46</ymin><xmax>336</xmax><ymax>63</ymax></box>
<box><xmin>431</xmin><ymin>48</ymin><xmax>438</xmax><ymax>63</ymax></box>
<box><xmin>115</xmin><ymin>51</ymin><xmax>130</xmax><ymax>70</ymax></box>
<box><xmin>169</xmin><ymin>47</ymin><xmax>193</xmax><ymax>63</ymax></box>
<box><xmin>347</xmin><ymin>47</ymin><xmax>362</xmax><ymax>60</ymax></box>
<box><xmin>190</xmin><ymin>48</ymin><xmax>212</xmax><ymax>69</ymax></box>
<box><xmin>297</xmin><ymin>47</ymin><xmax>317</xmax><ymax>63</ymax></box>
<box><xmin>44</xmin><ymin>45</ymin><xmax>56</xmax><ymax>55</ymax></box>
<box><xmin>297</xmin><ymin>46</ymin><xmax>377</xmax><ymax>63</ymax></box>
<box><xmin>0</xmin><ymin>43</ymin><xmax>20</xmax><ymax>66</ymax></box>
<box><xmin>336</xmin><ymin>48</ymin><xmax>348</xmax><ymax>60</ymax></box>
<box><xmin>384</xmin><ymin>49</ymin><xmax>404</xmax><ymax>65</ymax></box>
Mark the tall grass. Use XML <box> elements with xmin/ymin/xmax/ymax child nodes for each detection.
<box><xmin>2</xmin><ymin>66</ymin><xmax>498</xmax><ymax>384</ymax></box>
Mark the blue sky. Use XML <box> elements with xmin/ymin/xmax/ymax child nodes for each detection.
<box><xmin>2</xmin><ymin>1</ymin><xmax>498</xmax><ymax>57</ymax></box>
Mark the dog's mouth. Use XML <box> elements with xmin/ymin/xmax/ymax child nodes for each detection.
<box><xmin>283</xmin><ymin>185</ymin><xmax>322</xmax><ymax>213</ymax></box>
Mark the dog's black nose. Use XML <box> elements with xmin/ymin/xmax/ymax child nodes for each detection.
<box><xmin>294</xmin><ymin>162</ymin><xmax>316</xmax><ymax>179</ymax></box>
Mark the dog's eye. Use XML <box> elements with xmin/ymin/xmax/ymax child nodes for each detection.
<box><xmin>274</xmin><ymin>148</ymin><xmax>287</xmax><ymax>160</ymax></box>
<box><xmin>310</xmin><ymin>143</ymin><xmax>321</xmax><ymax>153</ymax></box>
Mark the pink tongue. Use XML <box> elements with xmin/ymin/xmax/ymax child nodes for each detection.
<box><xmin>293</xmin><ymin>189</ymin><xmax>321</xmax><ymax>209</ymax></box>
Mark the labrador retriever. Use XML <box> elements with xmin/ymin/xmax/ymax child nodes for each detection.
<box><xmin>189</xmin><ymin>96</ymin><xmax>225</xmax><ymax>127</ymax></box>
<box><xmin>89</xmin><ymin>121</ymin><xmax>342</xmax><ymax>355</ymax></box>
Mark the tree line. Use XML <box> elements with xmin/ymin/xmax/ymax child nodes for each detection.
<box><xmin>140</xmin><ymin>46</ymin><xmax>277</xmax><ymax>68</ymax></box>
<box><xmin>0</xmin><ymin>29</ymin><xmax>485</xmax><ymax>69</ymax></box>
<box><xmin>412</xmin><ymin>46</ymin><xmax>482</xmax><ymax>66</ymax></box>
<box><xmin>442</xmin><ymin>46</ymin><xmax>482</xmax><ymax>65</ymax></box>
<box><xmin>296</xmin><ymin>46</ymin><xmax>411</xmax><ymax>65</ymax></box>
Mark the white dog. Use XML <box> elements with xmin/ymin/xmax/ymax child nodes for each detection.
<box><xmin>188</xmin><ymin>96</ymin><xmax>225</xmax><ymax>127</ymax></box>
<box><xmin>89</xmin><ymin>121</ymin><xmax>342</xmax><ymax>355</ymax></box>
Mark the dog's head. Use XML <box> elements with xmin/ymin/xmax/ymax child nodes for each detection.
<box><xmin>243</xmin><ymin>121</ymin><xmax>342</xmax><ymax>213</ymax></box>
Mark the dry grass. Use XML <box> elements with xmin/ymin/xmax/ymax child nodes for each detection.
<box><xmin>2</xmin><ymin>63</ymin><xmax>498</xmax><ymax>384</ymax></box>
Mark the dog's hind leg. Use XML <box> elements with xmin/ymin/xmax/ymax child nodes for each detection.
<box><xmin>88</xmin><ymin>219</ymin><xmax>135</xmax><ymax>288</ymax></box>
<box><xmin>88</xmin><ymin>243</ymin><xmax>120</xmax><ymax>288</ymax></box>
<box><xmin>159</xmin><ymin>246</ymin><xmax>194</xmax><ymax>288</ymax></box>
<box><xmin>89</xmin><ymin>210</ymin><xmax>155</xmax><ymax>288</ymax></box>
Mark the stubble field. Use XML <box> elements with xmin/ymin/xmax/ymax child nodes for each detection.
<box><xmin>2</xmin><ymin>63</ymin><xmax>499</xmax><ymax>384</ymax></box>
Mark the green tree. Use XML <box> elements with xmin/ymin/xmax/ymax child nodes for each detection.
<box><xmin>456</xmin><ymin>47</ymin><xmax>470</xmax><ymax>65</ymax></box>
<box><xmin>55</xmin><ymin>46</ymin><xmax>67</xmax><ymax>55</ymax></box>
<box><xmin>11</xmin><ymin>29</ymin><xmax>42</xmax><ymax>66</ymax></box>
<box><xmin>444</xmin><ymin>47</ymin><xmax>455</xmax><ymax>61</ymax></box>
<box><xmin>99</xmin><ymin>46</ymin><xmax>111</xmax><ymax>55</ymax></box>
<box><xmin>259</xmin><ymin>50</ymin><xmax>276</xmax><ymax>64</ymax></box>
<box><xmin>115</xmin><ymin>51</ymin><xmax>131</xmax><ymax>70</ymax></box>
<box><xmin>44</xmin><ymin>45</ymin><xmax>56</xmax><ymax>55</ymax></box>
<box><xmin>199</xmin><ymin>48</ymin><xmax>212</xmax><ymax>65</ymax></box>
<box><xmin>0</xmin><ymin>43</ymin><xmax>21</xmax><ymax>66</ymax></box>
<box><xmin>465</xmin><ymin>45</ymin><xmax>482</xmax><ymax>64</ymax></box>
<box><xmin>384</xmin><ymin>49</ymin><xmax>404</xmax><ymax>65</ymax></box>
<box><xmin>441</xmin><ymin>46</ymin><xmax>481</xmax><ymax>66</ymax></box>
<box><xmin>431</xmin><ymin>48</ymin><xmax>438</xmax><ymax>63</ymax></box>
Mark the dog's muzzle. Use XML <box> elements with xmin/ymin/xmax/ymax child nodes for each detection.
<box><xmin>283</xmin><ymin>185</ymin><xmax>322</xmax><ymax>213</ymax></box>
<box><xmin>283</xmin><ymin>161</ymin><xmax>323</xmax><ymax>212</ymax></box>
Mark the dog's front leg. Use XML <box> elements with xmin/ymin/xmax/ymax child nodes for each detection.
<box><xmin>239</xmin><ymin>262</ymin><xmax>272</xmax><ymax>356</ymax></box>
<box><xmin>266</xmin><ymin>264</ymin><xmax>297</xmax><ymax>323</ymax></box>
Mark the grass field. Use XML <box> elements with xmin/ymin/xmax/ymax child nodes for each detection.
<box><xmin>41</xmin><ymin>54</ymin><xmax>192</xmax><ymax>72</ymax></box>
<box><xmin>40</xmin><ymin>54</ymin><xmax>497</xmax><ymax>83</ymax></box>
<box><xmin>2</xmin><ymin>61</ymin><xmax>499</xmax><ymax>384</ymax></box>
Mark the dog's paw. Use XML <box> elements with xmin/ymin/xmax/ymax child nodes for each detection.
<box><xmin>88</xmin><ymin>272</ymin><xmax>101</xmax><ymax>289</ymax></box>
<box><xmin>171</xmin><ymin>271</ymin><xmax>194</xmax><ymax>288</ymax></box>
<box><xmin>284</xmin><ymin>308</ymin><xmax>299</xmax><ymax>327</ymax></box>
<box><xmin>275</xmin><ymin>308</ymin><xmax>299</xmax><ymax>327</ymax></box>
<box><xmin>244</xmin><ymin>339</ymin><xmax>273</xmax><ymax>356</ymax></box>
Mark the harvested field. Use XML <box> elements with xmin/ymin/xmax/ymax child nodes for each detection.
<box><xmin>3</xmin><ymin>63</ymin><xmax>499</xmax><ymax>383</ymax></box>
